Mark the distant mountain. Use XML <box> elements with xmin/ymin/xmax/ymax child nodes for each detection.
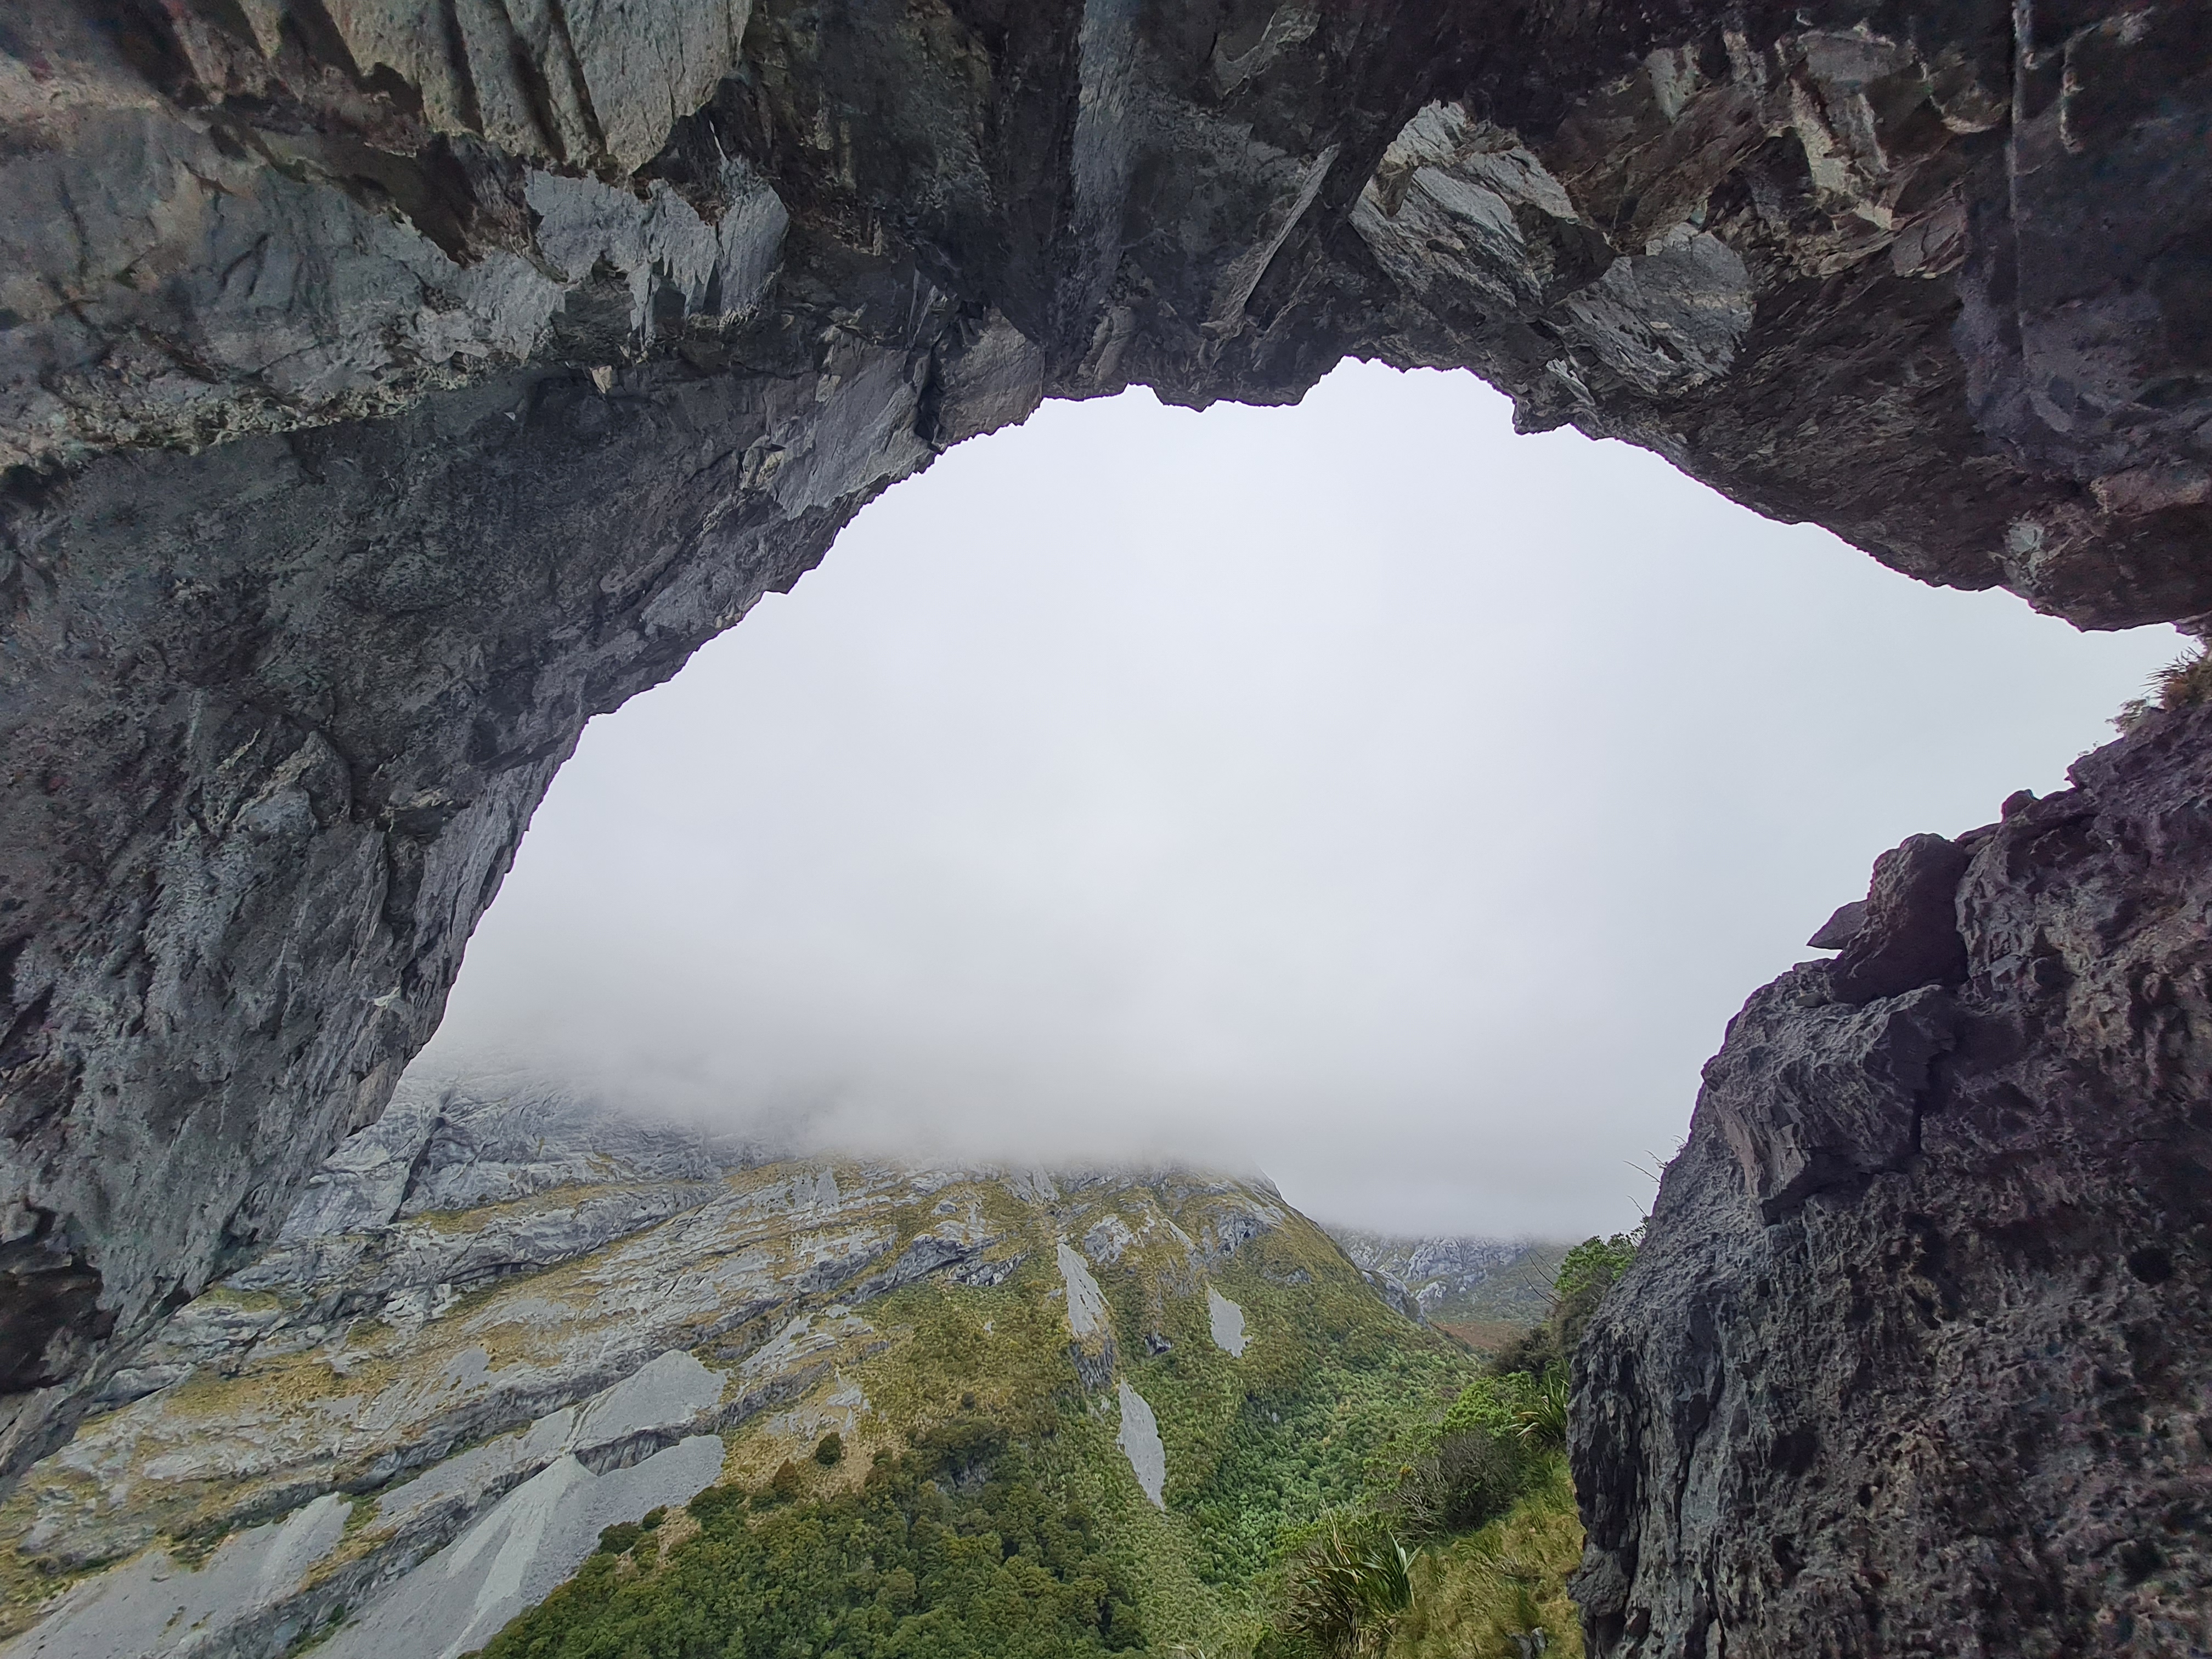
<box><xmin>0</xmin><ymin>1073</ymin><xmax>1477</xmax><ymax>1659</ymax></box>
<box><xmin>1329</xmin><ymin>1230</ymin><xmax>1571</xmax><ymax>1328</ymax></box>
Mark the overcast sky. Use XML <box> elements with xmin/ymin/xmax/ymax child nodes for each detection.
<box><xmin>419</xmin><ymin>360</ymin><xmax>2181</xmax><ymax>1239</ymax></box>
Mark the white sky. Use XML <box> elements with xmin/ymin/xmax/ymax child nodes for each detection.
<box><xmin>420</xmin><ymin>360</ymin><xmax>2181</xmax><ymax>1239</ymax></box>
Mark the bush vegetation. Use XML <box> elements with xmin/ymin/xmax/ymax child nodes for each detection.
<box><xmin>1258</xmin><ymin>1228</ymin><xmax>1638</xmax><ymax>1659</ymax></box>
<box><xmin>480</xmin><ymin>1421</ymin><xmax>1145</xmax><ymax>1659</ymax></box>
<box><xmin>1387</xmin><ymin>1414</ymin><xmax>1539</xmax><ymax>1538</ymax></box>
<box><xmin>1486</xmin><ymin>1232</ymin><xmax>1639</xmax><ymax>1379</ymax></box>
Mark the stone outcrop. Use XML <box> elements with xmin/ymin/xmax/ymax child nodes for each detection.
<box><xmin>0</xmin><ymin>0</ymin><xmax>2207</xmax><ymax>1611</ymax></box>
<box><xmin>1572</xmin><ymin>701</ymin><xmax>2212</xmax><ymax>1655</ymax></box>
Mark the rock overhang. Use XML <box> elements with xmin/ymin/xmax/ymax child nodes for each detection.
<box><xmin>5</xmin><ymin>0</ymin><xmax>2207</xmax><ymax>633</ymax></box>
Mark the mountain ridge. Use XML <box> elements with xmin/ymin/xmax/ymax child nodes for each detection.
<box><xmin>1327</xmin><ymin>1232</ymin><xmax>1571</xmax><ymax>1331</ymax></box>
<box><xmin>0</xmin><ymin>1072</ymin><xmax>1482</xmax><ymax>1659</ymax></box>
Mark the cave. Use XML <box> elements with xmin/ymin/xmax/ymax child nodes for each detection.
<box><xmin>2</xmin><ymin>0</ymin><xmax>2209</xmax><ymax>1651</ymax></box>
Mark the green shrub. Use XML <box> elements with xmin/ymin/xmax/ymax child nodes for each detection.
<box><xmin>815</xmin><ymin>1431</ymin><xmax>844</xmax><ymax>1466</ymax></box>
<box><xmin>1390</xmin><ymin>1430</ymin><xmax>1537</xmax><ymax>1538</ymax></box>
<box><xmin>475</xmin><ymin>1435</ymin><xmax>1146</xmax><ymax>1659</ymax></box>
<box><xmin>1551</xmin><ymin>1234</ymin><xmax>1638</xmax><ymax>1343</ymax></box>
<box><xmin>1485</xmin><ymin>1324</ymin><xmax>1560</xmax><ymax>1381</ymax></box>
<box><xmin>592</xmin><ymin>1522</ymin><xmax>640</xmax><ymax>1555</ymax></box>
<box><xmin>686</xmin><ymin>1483</ymin><xmax>744</xmax><ymax>1527</ymax></box>
<box><xmin>763</xmin><ymin>1459</ymin><xmax>803</xmax><ymax>1504</ymax></box>
<box><xmin>1441</xmin><ymin>1376</ymin><xmax>1541</xmax><ymax>1441</ymax></box>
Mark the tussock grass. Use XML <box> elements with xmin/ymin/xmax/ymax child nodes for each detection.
<box><xmin>1386</xmin><ymin>1458</ymin><xmax>1584</xmax><ymax>1659</ymax></box>
<box><xmin>2116</xmin><ymin>642</ymin><xmax>2212</xmax><ymax>731</ymax></box>
<box><xmin>1275</xmin><ymin>1517</ymin><xmax>1417</xmax><ymax>1658</ymax></box>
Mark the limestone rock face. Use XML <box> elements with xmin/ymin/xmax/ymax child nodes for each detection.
<box><xmin>1826</xmin><ymin>832</ymin><xmax>1972</xmax><ymax>1007</ymax></box>
<box><xmin>1571</xmin><ymin>703</ymin><xmax>2212</xmax><ymax>1656</ymax></box>
<box><xmin>0</xmin><ymin>0</ymin><xmax>2206</xmax><ymax>1555</ymax></box>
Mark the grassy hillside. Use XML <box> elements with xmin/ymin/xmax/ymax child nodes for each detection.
<box><xmin>473</xmin><ymin>1181</ymin><xmax>1479</xmax><ymax>1659</ymax></box>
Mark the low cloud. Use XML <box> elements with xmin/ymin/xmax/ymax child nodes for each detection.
<box><xmin>421</xmin><ymin>363</ymin><xmax>2177</xmax><ymax>1238</ymax></box>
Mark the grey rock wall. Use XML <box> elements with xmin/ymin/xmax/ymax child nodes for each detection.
<box><xmin>0</xmin><ymin>317</ymin><xmax>951</xmax><ymax>1475</ymax></box>
<box><xmin>1571</xmin><ymin>703</ymin><xmax>2212</xmax><ymax>1656</ymax></box>
<box><xmin>0</xmin><ymin>0</ymin><xmax>2207</xmax><ymax>1618</ymax></box>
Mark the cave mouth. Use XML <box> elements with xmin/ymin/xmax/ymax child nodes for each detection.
<box><xmin>419</xmin><ymin>359</ymin><xmax>2183</xmax><ymax>1241</ymax></box>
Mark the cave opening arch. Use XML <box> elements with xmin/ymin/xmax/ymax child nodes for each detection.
<box><xmin>1</xmin><ymin>0</ymin><xmax>2208</xmax><ymax>1647</ymax></box>
<box><xmin>416</xmin><ymin>358</ymin><xmax>2179</xmax><ymax>1244</ymax></box>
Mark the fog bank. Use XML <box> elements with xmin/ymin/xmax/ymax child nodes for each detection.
<box><xmin>420</xmin><ymin>362</ymin><xmax>2179</xmax><ymax>1237</ymax></box>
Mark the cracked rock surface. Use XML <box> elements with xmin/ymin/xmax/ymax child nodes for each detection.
<box><xmin>1572</xmin><ymin>703</ymin><xmax>2212</xmax><ymax>1656</ymax></box>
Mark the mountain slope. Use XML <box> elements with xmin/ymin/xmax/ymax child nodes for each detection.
<box><xmin>0</xmin><ymin>1075</ymin><xmax>1477</xmax><ymax>1659</ymax></box>
<box><xmin>1328</xmin><ymin>1234</ymin><xmax>1570</xmax><ymax>1330</ymax></box>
